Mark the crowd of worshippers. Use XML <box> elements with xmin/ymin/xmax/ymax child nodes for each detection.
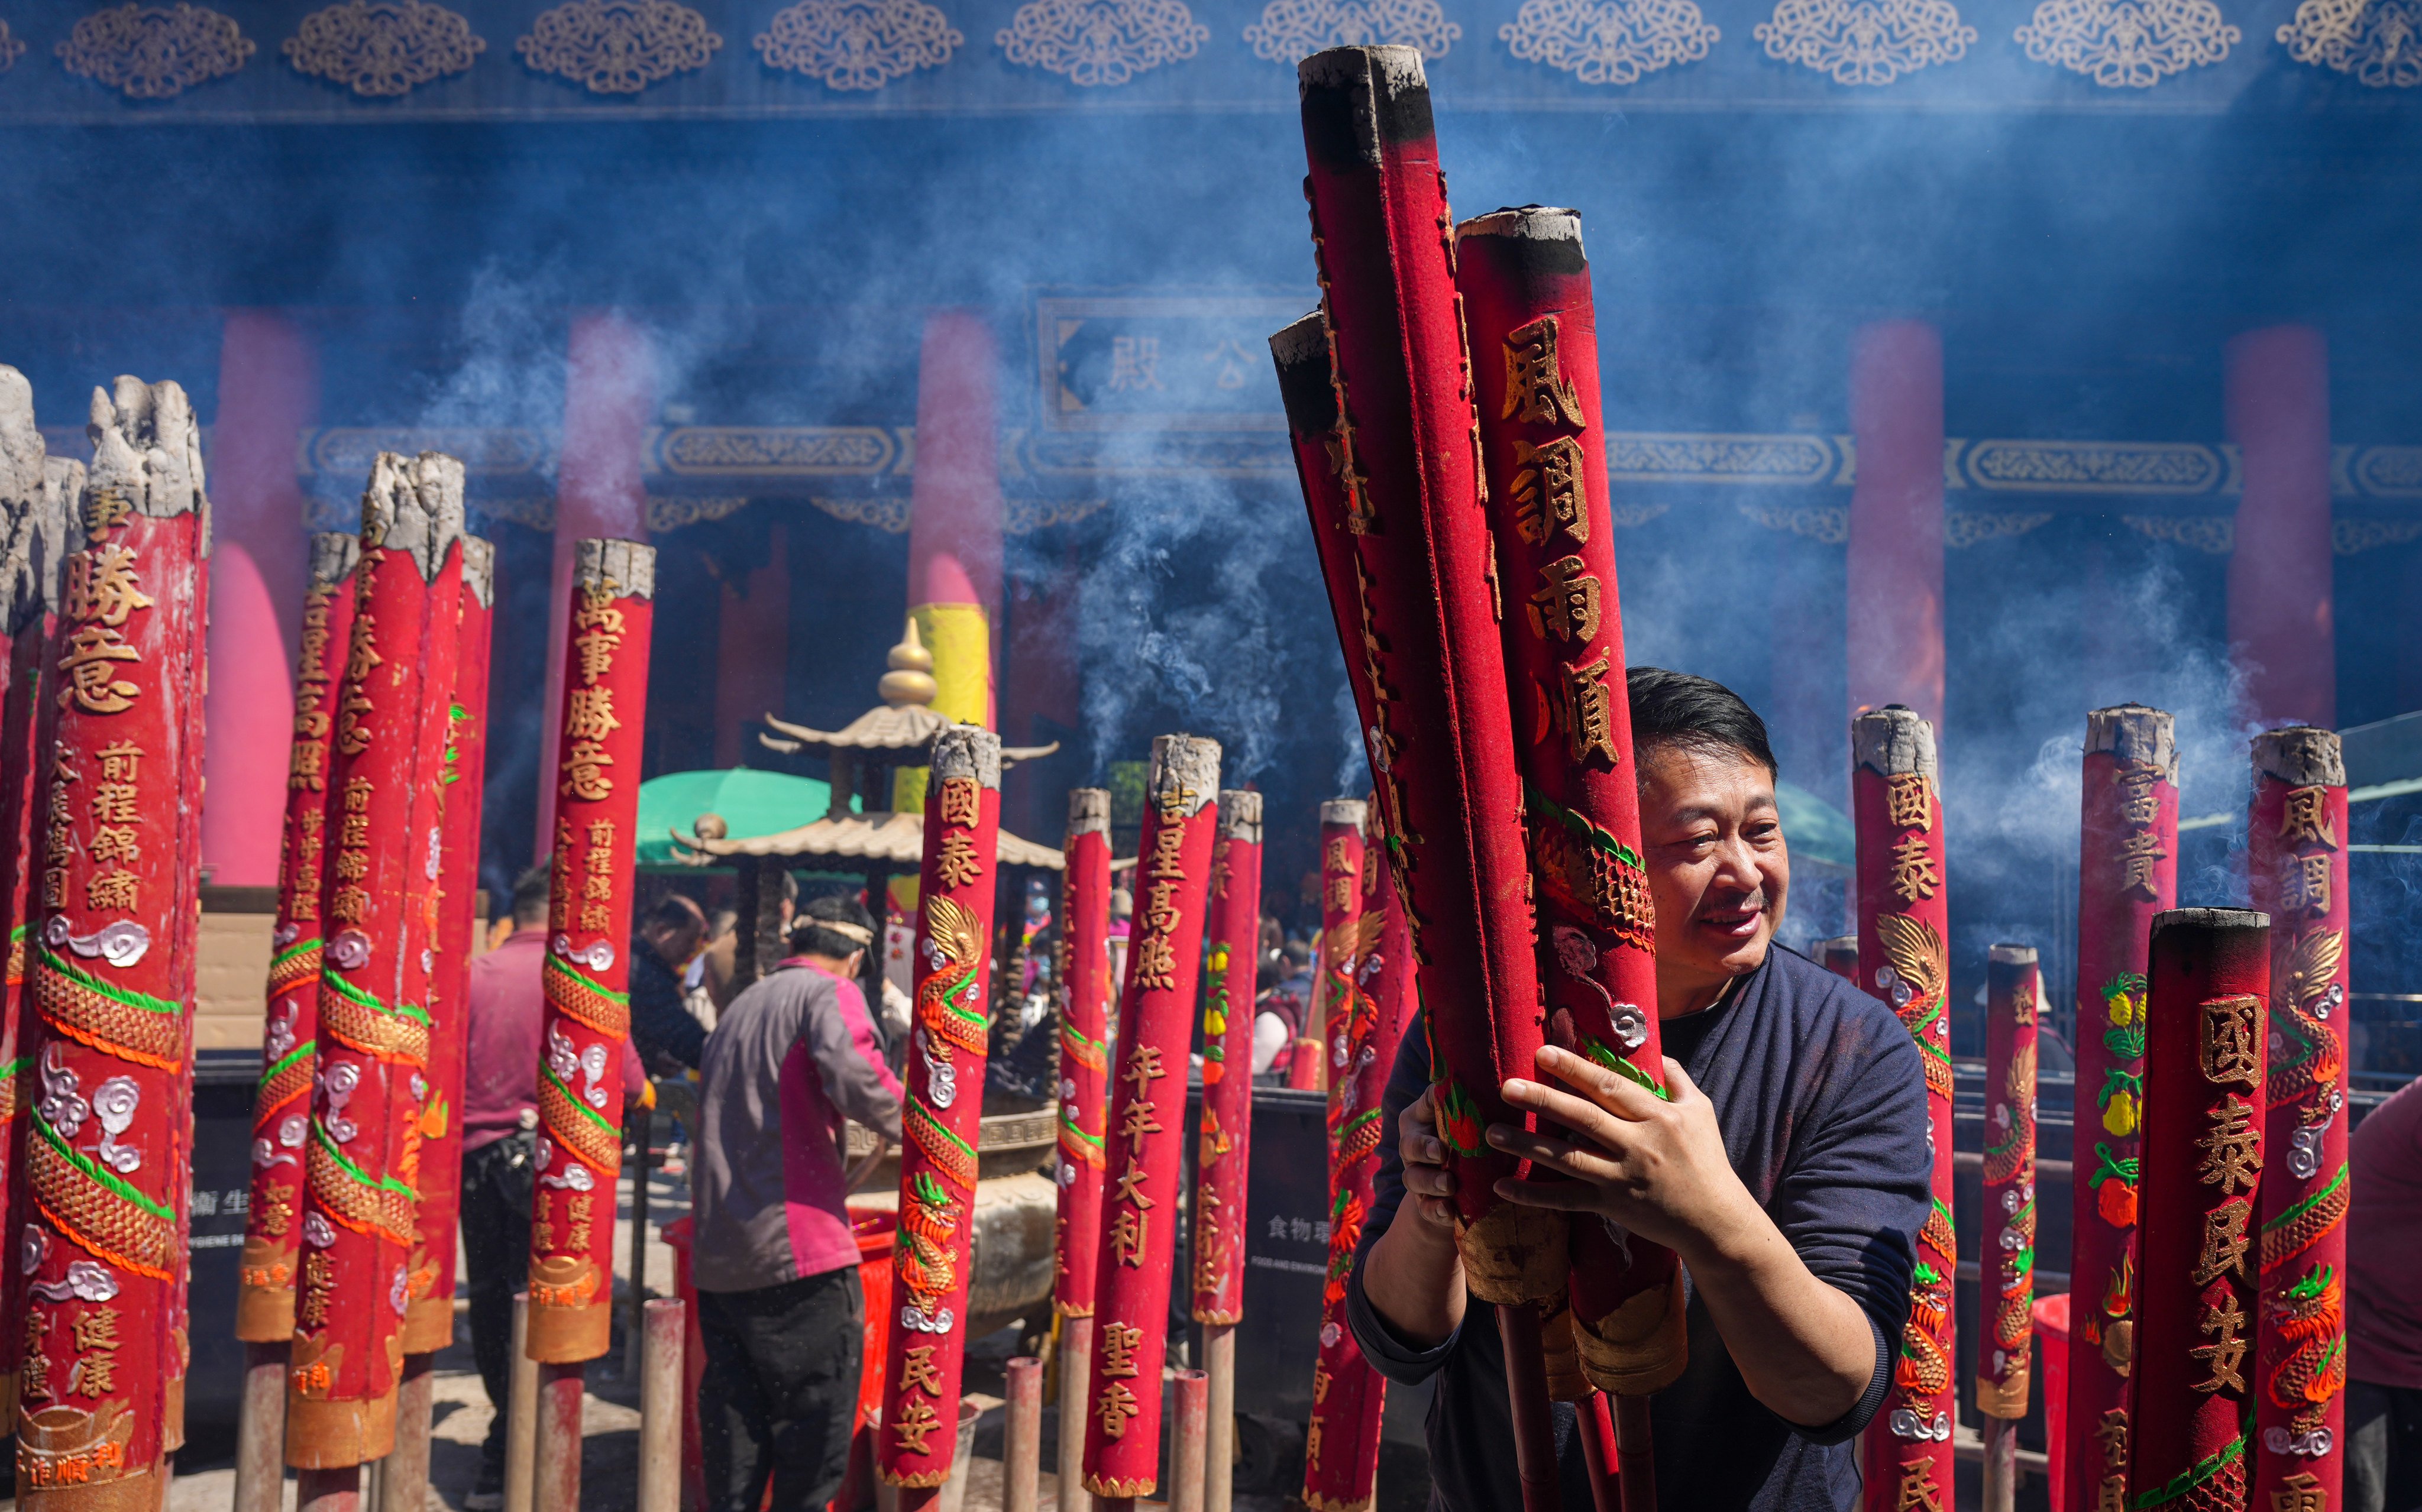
<box><xmin>447</xmin><ymin>851</ymin><xmax>1332</xmax><ymax>1510</ymax></box>
<box><xmin>446</xmin><ymin>772</ymin><xmax>2422</xmax><ymax>1512</ymax></box>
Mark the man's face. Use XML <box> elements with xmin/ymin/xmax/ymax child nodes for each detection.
<box><xmin>649</xmin><ymin>908</ymin><xmax>706</xmax><ymax>966</ymax></box>
<box><xmin>1637</xmin><ymin>742</ymin><xmax>1789</xmax><ymax>1009</ymax></box>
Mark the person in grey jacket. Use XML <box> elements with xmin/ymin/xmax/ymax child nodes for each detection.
<box><xmin>691</xmin><ymin>893</ymin><xmax>904</xmax><ymax>1512</ymax></box>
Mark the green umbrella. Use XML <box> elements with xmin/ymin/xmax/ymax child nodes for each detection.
<box><xmin>635</xmin><ymin>768</ymin><xmax>843</xmax><ymax>869</ymax></box>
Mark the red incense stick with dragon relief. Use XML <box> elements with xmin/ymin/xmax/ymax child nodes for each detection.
<box><xmin>877</xmin><ymin>725</ymin><xmax>1003</xmax><ymax>1505</ymax></box>
<box><xmin>2129</xmin><ymin>907</ymin><xmax>2268</xmax><ymax>1512</ymax></box>
<box><xmin>387</xmin><ymin>532</ymin><xmax>494</xmax><ymax>1504</ymax></box>
<box><xmin>237</xmin><ymin>533</ymin><xmax>361</xmax><ymax>1346</ymax></box>
<box><xmin>1055</xmin><ymin>785</ymin><xmax>1113</xmax><ymax>1512</ymax></box>
<box><xmin>1458</xmin><ymin>205</ymin><xmax>1680</xmax><ymax>1509</ymax></box>
<box><xmin>2067</xmin><ymin>704</ymin><xmax>2177</xmax><ymax>1512</ymax></box>
<box><xmin>14</xmin><ymin>378</ymin><xmax>209</xmax><ymax>1508</ymax></box>
<box><xmin>1082</xmin><ymin>734</ymin><xmax>1220</xmax><ymax>1508</ymax></box>
<box><xmin>0</xmin><ymin>375</ymin><xmax>73</xmax><ymax>1429</ymax></box>
<box><xmin>285</xmin><ymin>454</ymin><xmax>465</xmax><ymax>1474</ymax></box>
<box><xmin>523</xmin><ymin>539</ymin><xmax>654</xmax><ymax>1510</ymax></box>
<box><xmin>1979</xmin><ymin>944</ymin><xmax>2041</xmax><ymax>1512</ymax></box>
<box><xmin>1302</xmin><ymin>825</ymin><xmax>1412</xmax><ymax>1512</ymax></box>
<box><xmin>1851</xmin><ymin>707</ymin><xmax>1956</xmax><ymax>1512</ymax></box>
<box><xmin>2245</xmin><ymin>729</ymin><xmax>2350</xmax><ymax>1512</ymax></box>
<box><xmin>1292</xmin><ymin>799</ymin><xmax>1364</xmax><ymax>1092</ymax></box>
<box><xmin>1195</xmin><ymin>787</ymin><xmax>1263</xmax><ymax>1512</ymax></box>
<box><xmin>1288</xmin><ymin>47</ymin><xmax>1564</xmax><ymax>1508</ymax></box>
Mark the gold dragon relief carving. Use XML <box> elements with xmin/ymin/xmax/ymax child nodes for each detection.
<box><xmin>284</xmin><ymin>0</ymin><xmax>485</xmax><ymax>98</ymax></box>
<box><xmin>755</xmin><ymin>0</ymin><xmax>965</xmax><ymax>91</ymax></box>
<box><xmin>1500</xmin><ymin>0</ymin><xmax>1720</xmax><ymax>84</ymax></box>
<box><xmin>516</xmin><ymin>0</ymin><xmax>722</xmax><ymax>93</ymax></box>
<box><xmin>1754</xmin><ymin>0</ymin><xmax>1977</xmax><ymax>84</ymax></box>
<box><xmin>57</xmin><ymin>2</ymin><xmax>257</xmax><ymax>99</ymax></box>
<box><xmin>2014</xmin><ymin>0</ymin><xmax>2240</xmax><ymax>86</ymax></box>
<box><xmin>1244</xmin><ymin>0</ymin><xmax>1461</xmax><ymax>64</ymax></box>
<box><xmin>996</xmin><ymin>0</ymin><xmax>1210</xmax><ymax>85</ymax></box>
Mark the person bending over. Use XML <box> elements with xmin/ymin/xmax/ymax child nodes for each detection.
<box><xmin>1348</xmin><ymin>669</ymin><xmax>1932</xmax><ymax>1512</ymax></box>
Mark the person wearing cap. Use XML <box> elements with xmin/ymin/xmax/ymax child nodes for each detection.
<box><xmin>691</xmin><ymin>893</ymin><xmax>904</xmax><ymax>1512</ymax></box>
<box><xmin>459</xmin><ymin>862</ymin><xmax>649</xmax><ymax>1510</ymax></box>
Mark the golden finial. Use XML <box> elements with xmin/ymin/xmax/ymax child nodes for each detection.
<box><xmin>878</xmin><ymin>615</ymin><xmax>939</xmax><ymax>707</ymax></box>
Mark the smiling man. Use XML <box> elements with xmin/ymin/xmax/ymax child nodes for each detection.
<box><xmin>1347</xmin><ymin>668</ymin><xmax>1932</xmax><ymax>1512</ymax></box>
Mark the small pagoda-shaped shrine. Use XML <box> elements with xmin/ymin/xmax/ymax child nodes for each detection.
<box><xmin>672</xmin><ymin>619</ymin><xmax>1064</xmax><ymax>986</ymax></box>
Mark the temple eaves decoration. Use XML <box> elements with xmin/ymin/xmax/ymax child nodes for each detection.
<box><xmin>516</xmin><ymin>0</ymin><xmax>722</xmax><ymax>92</ymax></box>
<box><xmin>284</xmin><ymin>0</ymin><xmax>485</xmax><ymax>95</ymax></box>
<box><xmin>755</xmin><ymin>0</ymin><xmax>965</xmax><ymax>89</ymax></box>
<box><xmin>1241</xmin><ymin>0</ymin><xmax>1463</xmax><ymax>62</ymax></box>
<box><xmin>56</xmin><ymin>2</ymin><xmax>255</xmax><ymax>98</ymax></box>
<box><xmin>995</xmin><ymin>0</ymin><xmax>1211</xmax><ymax>83</ymax></box>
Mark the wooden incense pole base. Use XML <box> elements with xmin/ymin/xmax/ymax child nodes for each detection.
<box><xmin>1576</xmin><ymin>1393</ymin><xmax>1619</xmax><ymax>1512</ymax></box>
<box><xmin>1613</xmin><ymin>1390</ymin><xmax>1657</xmax><ymax>1512</ymax></box>
<box><xmin>1004</xmin><ymin>1356</ymin><xmax>1043</xmax><ymax>1512</ymax></box>
<box><xmin>1059</xmin><ymin>1314</ymin><xmax>1095</xmax><ymax>1512</ymax></box>
<box><xmin>234</xmin><ymin>1341</ymin><xmax>289</xmax><ymax>1512</ymax></box>
<box><xmin>533</xmin><ymin>1361</ymin><xmax>584</xmax><ymax>1512</ymax></box>
<box><xmin>384</xmin><ymin>1354</ymin><xmax>436</xmax><ymax>1512</ymax></box>
<box><xmin>505</xmin><ymin>1295</ymin><xmax>538</xmax><ymax>1512</ymax></box>
<box><xmin>1981</xmin><ymin>1414</ymin><xmax>2017</xmax><ymax>1512</ymax></box>
<box><xmin>639</xmin><ymin>1299</ymin><xmax>685</xmax><ymax>1512</ymax></box>
<box><xmin>298</xmin><ymin>1465</ymin><xmax>361</xmax><ymax>1512</ymax></box>
<box><xmin>1202</xmin><ymin>1324</ymin><xmax>1236</xmax><ymax>1512</ymax></box>
<box><xmin>1496</xmin><ymin>1304</ymin><xmax>1563</xmax><ymax>1512</ymax></box>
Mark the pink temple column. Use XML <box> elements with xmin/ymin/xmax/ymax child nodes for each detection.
<box><xmin>713</xmin><ymin>523</ymin><xmax>789</xmax><ymax>768</ymax></box>
<box><xmin>538</xmin><ymin>313</ymin><xmax>652</xmax><ymax>849</ymax></box>
<box><xmin>908</xmin><ymin>311</ymin><xmax>1003</xmax><ymax>725</ymax></box>
<box><xmin>2226</xmin><ymin>326</ymin><xmax>2334</xmax><ymax>731</ymax></box>
<box><xmin>204</xmin><ymin>310</ymin><xmax>318</xmax><ymax>885</ymax></box>
<box><xmin>1846</xmin><ymin>320</ymin><xmax>1946</xmax><ymax>729</ymax></box>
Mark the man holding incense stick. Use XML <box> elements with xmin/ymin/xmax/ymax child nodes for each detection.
<box><xmin>1350</xmin><ymin>670</ymin><xmax>1931</xmax><ymax>1512</ymax></box>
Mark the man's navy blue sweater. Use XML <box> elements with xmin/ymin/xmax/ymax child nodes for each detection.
<box><xmin>1346</xmin><ymin>943</ymin><xmax>1932</xmax><ymax>1512</ymax></box>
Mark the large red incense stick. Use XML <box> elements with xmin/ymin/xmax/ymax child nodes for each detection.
<box><xmin>1978</xmin><ymin>944</ymin><xmax>2040</xmax><ymax>1422</ymax></box>
<box><xmin>1292</xmin><ymin>799</ymin><xmax>1364</xmax><ymax>1092</ymax></box>
<box><xmin>1082</xmin><ymin>734</ymin><xmax>1220</xmax><ymax>1504</ymax></box>
<box><xmin>1458</xmin><ymin>210</ymin><xmax>1684</xmax><ymax>1462</ymax></box>
<box><xmin>402</xmin><ymin>533</ymin><xmax>493</xmax><ymax>1355</ymax></box>
<box><xmin>2129</xmin><ymin>908</ymin><xmax>2268</xmax><ymax>1512</ymax></box>
<box><xmin>14</xmin><ymin>378</ymin><xmax>209</xmax><ymax>1506</ymax></box>
<box><xmin>1192</xmin><ymin>789</ymin><xmax>1263</xmax><ymax>1328</ymax></box>
<box><xmin>2067</xmin><ymin>704</ymin><xmax>2177</xmax><ymax>1512</ymax></box>
<box><xmin>877</xmin><ymin>725</ymin><xmax>1004</xmax><ymax>1501</ymax></box>
<box><xmin>1055</xmin><ymin>786</ymin><xmax>1113</xmax><ymax>1512</ymax></box>
<box><xmin>1056</xmin><ymin>788</ymin><xmax>1114</xmax><ymax>1323</ymax></box>
<box><xmin>1851</xmin><ymin>707</ymin><xmax>1956</xmax><ymax>1512</ymax></box>
<box><xmin>1302</xmin><ymin>831</ymin><xmax>1411</xmax><ymax>1512</ymax></box>
<box><xmin>286</xmin><ymin>454</ymin><xmax>465</xmax><ymax>1468</ymax></box>
<box><xmin>1197</xmin><ymin>787</ymin><xmax>1263</xmax><ymax>1512</ymax></box>
<box><xmin>1288</xmin><ymin>47</ymin><xmax>1563</xmax><ymax>1506</ymax></box>
<box><xmin>0</xmin><ymin>390</ymin><xmax>73</xmax><ymax>1427</ymax></box>
<box><xmin>526</xmin><ymin>538</ymin><xmax>654</xmax><ymax>1365</ymax></box>
<box><xmin>237</xmin><ymin>533</ymin><xmax>361</xmax><ymax>1346</ymax></box>
<box><xmin>2245</xmin><ymin>730</ymin><xmax>2349</xmax><ymax>1511</ymax></box>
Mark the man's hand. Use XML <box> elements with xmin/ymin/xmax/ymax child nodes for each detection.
<box><xmin>1483</xmin><ymin>1044</ymin><xmax>1759</xmax><ymax>1265</ymax></box>
<box><xmin>1360</xmin><ymin>1084</ymin><xmax>1469</xmax><ymax>1348</ymax></box>
<box><xmin>1487</xmin><ymin>1042</ymin><xmax>1878</xmax><ymax>1428</ymax></box>
<box><xmin>1397</xmin><ymin>1084</ymin><xmax>1461</xmax><ymax>1232</ymax></box>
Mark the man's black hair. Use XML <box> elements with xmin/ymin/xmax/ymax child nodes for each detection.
<box><xmin>788</xmin><ymin>892</ymin><xmax>876</xmax><ymax>961</ymax></box>
<box><xmin>645</xmin><ymin>893</ymin><xmax>706</xmax><ymax>935</ymax></box>
<box><xmin>1626</xmin><ymin>666</ymin><xmax>1779</xmax><ymax>777</ymax></box>
<box><xmin>510</xmin><ymin>861</ymin><xmax>552</xmax><ymax>927</ymax></box>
